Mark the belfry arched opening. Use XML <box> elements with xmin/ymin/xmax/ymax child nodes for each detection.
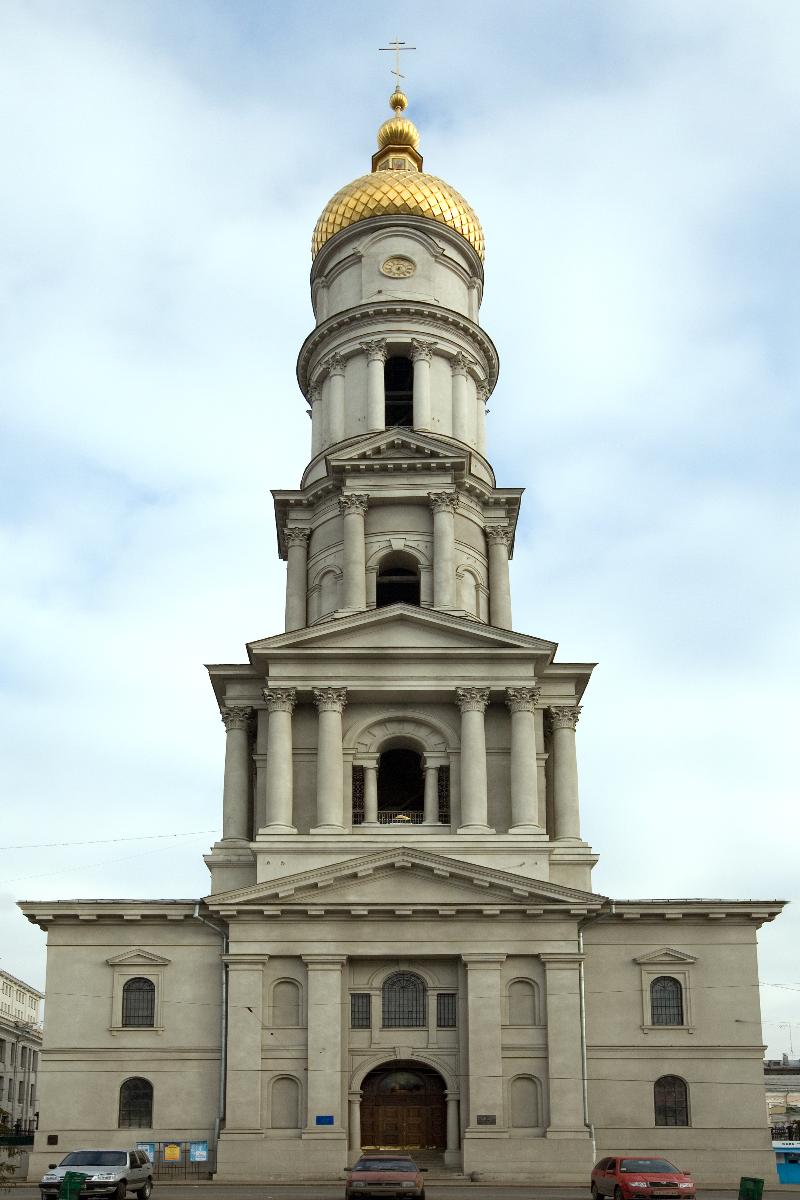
<box><xmin>360</xmin><ymin>1061</ymin><xmax>447</xmax><ymax>1150</ymax></box>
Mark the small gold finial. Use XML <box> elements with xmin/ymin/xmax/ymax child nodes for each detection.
<box><xmin>390</xmin><ymin>87</ymin><xmax>408</xmax><ymax>113</ymax></box>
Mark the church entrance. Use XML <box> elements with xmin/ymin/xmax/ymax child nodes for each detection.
<box><xmin>361</xmin><ymin>1062</ymin><xmax>446</xmax><ymax>1150</ymax></box>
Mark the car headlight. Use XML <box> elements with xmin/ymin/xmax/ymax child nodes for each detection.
<box><xmin>678</xmin><ymin>1186</ymin><xmax>693</xmax><ymax>1190</ymax></box>
<box><xmin>351</xmin><ymin>1183</ymin><xmax>366</xmax><ymax>1189</ymax></box>
<box><xmin>628</xmin><ymin>1183</ymin><xmax>648</xmax><ymax>1188</ymax></box>
<box><xmin>401</xmin><ymin>1184</ymin><xmax>416</xmax><ymax>1189</ymax></box>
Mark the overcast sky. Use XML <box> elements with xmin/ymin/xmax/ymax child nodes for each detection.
<box><xmin>1</xmin><ymin>0</ymin><xmax>798</xmax><ymax>1058</ymax></box>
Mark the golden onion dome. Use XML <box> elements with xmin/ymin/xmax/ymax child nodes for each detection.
<box><xmin>311</xmin><ymin>88</ymin><xmax>484</xmax><ymax>261</ymax></box>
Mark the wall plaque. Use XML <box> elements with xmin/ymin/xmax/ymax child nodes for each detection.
<box><xmin>315</xmin><ymin>1114</ymin><xmax>335</xmax><ymax>1126</ymax></box>
<box><xmin>476</xmin><ymin>1113</ymin><xmax>497</xmax><ymax>1125</ymax></box>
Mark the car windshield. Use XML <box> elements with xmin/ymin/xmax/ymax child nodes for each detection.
<box><xmin>620</xmin><ymin>1160</ymin><xmax>680</xmax><ymax>1174</ymax></box>
<box><xmin>60</xmin><ymin>1152</ymin><xmax>127</xmax><ymax>1168</ymax></box>
<box><xmin>353</xmin><ymin>1159</ymin><xmax>415</xmax><ymax>1172</ymax></box>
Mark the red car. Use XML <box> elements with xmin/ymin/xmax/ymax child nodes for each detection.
<box><xmin>591</xmin><ymin>1157</ymin><xmax>696</xmax><ymax>1200</ymax></box>
<box><xmin>345</xmin><ymin>1153</ymin><xmax>426</xmax><ymax>1200</ymax></box>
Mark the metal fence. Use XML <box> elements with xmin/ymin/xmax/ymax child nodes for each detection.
<box><xmin>135</xmin><ymin>1141</ymin><xmax>215</xmax><ymax>1179</ymax></box>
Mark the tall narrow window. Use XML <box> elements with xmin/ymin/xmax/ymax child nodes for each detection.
<box><xmin>650</xmin><ymin>976</ymin><xmax>683</xmax><ymax>1025</ymax></box>
<box><xmin>437</xmin><ymin>765</ymin><xmax>451</xmax><ymax>824</ymax></box>
<box><xmin>352</xmin><ymin>765</ymin><xmax>365</xmax><ymax>825</ymax></box>
<box><xmin>384</xmin><ymin>356</ymin><xmax>414</xmax><ymax>427</ymax></box>
<box><xmin>654</xmin><ymin>1075</ymin><xmax>689</xmax><ymax>1126</ymax></box>
<box><xmin>376</xmin><ymin>552</ymin><xmax>420</xmax><ymax>607</ymax></box>
<box><xmin>121</xmin><ymin>977</ymin><xmax>155</xmax><ymax>1028</ymax></box>
<box><xmin>378</xmin><ymin>748</ymin><xmax>424</xmax><ymax>823</ymax></box>
<box><xmin>436</xmin><ymin>993</ymin><xmax>457</xmax><ymax>1028</ymax></box>
<box><xmin>351</xmin><ymin>993</ymin><xmax>372</xmax><ymax>1028</ymax></box>
<box><xmin>382</xmin><ymin>971</ymin><xmax>427</xmax><ymax>1028</ymax></box>
<box><xmin>119</xmin><ymin>1077</ymin><xmax>153</xmax><ymax>1128</ymax></box>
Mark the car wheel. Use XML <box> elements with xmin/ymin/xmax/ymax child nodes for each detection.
<box><xmin>591</xmin><ymin>1186</ymin><xmax>599</xmax><ymax>1199</ymax></box>
<box><xmin>115</xmin><ymin>1182</ymin><xmax>127</xmax><ymax>1200</ymax></box>
<box><xmin>135</xmin><ymin>1182</ymin><xmax>152</xmax><ymax>1200</ymax></box>
<box><xmin>614</xmin><ymin>1188</ymin><xmax>623</xmax><ymax>1200</ymax></box>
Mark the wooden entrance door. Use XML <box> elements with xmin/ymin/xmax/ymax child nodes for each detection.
<box><xmin>361</xmin><ymin>1064</ymin><xmax>446</xmax><ymax>1150</ymax></box>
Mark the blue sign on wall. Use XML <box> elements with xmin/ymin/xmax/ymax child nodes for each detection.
<box><xmin>189</xmin><ymin>1142</ymin><xmax>209</xmax><ymax>1163</ymax></box>
<box><xmin>315</xmin><ymin>1115</ymin><xmax>335</xmax><ymax>1126</ymax></box>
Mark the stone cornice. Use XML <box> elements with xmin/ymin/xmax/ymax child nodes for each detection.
<box><xmin>296</xmin><ymin>300</ymin><xmax>500</xmax><ymax>398</ymax></box>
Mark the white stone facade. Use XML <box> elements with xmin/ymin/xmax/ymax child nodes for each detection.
<box><xmin>0</xmin><ymin>968</ymin><xmax>43</xmax><ymax>1133</ymax></box>
<box><xmin>20</xmin><ymin>101</ymin><xmax>784</xmax><ymax>1187</ymax></box>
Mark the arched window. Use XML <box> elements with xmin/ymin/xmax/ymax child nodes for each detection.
<box><xmin>118</xmin><ymin>1077</ymin><xmax>153</xmax><ymax>1128</ymax></box>
<box><xmin>376</xmin><ymin>552</ymin><xmax>421</xmax><ymax>608</ymax></box>
<box><xmin>654</xmin><ymin>1075</ymin><xmax>689</xmax><ymax>1126</ymax></box>
<box><xmin>319</xmin><ymin>569</ymin><xmax>339</xmax><ymax>618</ymax></box>
<box><xmin>272</xmin><ymin>980</ymin><xmax>301</xmax><ymax>1027</ymax></box>
<box><xmin>385</xmin><ymin>356</ymin><xmax>414</xmax><ymax>427</ymax></box>
<box><xmin>510</xmin><ymin>1075</ymin><xmax>540</xmax><ymax>1128</ymax></box>
<box><xmin>650</xmin><ymin>976</ymin><xmax>683</xmax><ymax>1025</ymax></box>
<box><xmin>378</xmin><ymin>748</ymin><xmax>424</xmax><ymax>823</ymax></box>
<box><xmin>458</xmin><ymin>569</ymin><xmax>481</xmax><ymax>618</ymax></box>
<box><xmin>382</xmin><ymin>971</ymin><xmax>427</xmax><ymax>1027</ymax></box>
<box><xmin>508</xmin><ymin>979</ymin><xmax>538</xmax><ymax>1026</ymax></box>
<box><xmin>271</xmin><ymin>1076</ymin><xmax>301</xmax><ymax>1129</ymax></box>
<box><xmin>121</xmin><ymin>978</ymin><xmax>155</xmax><ymax>1028</ymax></box>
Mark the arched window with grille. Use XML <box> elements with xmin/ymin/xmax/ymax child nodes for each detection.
<box><xmin>382</xmin><ymin>971</ymin><xmax>427</xmax><ymax>1028</ymax></box>
<box><xmin>121</xmin><ymin>977</ymin><xmax>155</xmax><ymax>1027</ymax></box>
<box><xmin>650</xmin><ymin>976</ymin><xmax>683</xmax><ymax>1025</ymax></box>
<box><xmin>118</xmin><ymin>1077</ymin><xmax>153</xmax><ymax>1128</ymax></box>
<box><xmin>654</xmin><ymin>1075</ymin><xmax>689</xmax><ymax>1126</ymax></box>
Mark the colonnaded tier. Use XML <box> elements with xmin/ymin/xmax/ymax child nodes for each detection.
<box><xmin>20</xmin><ymin>84</ymin><xmax>783</xmax><ymax>1189</ymax></box>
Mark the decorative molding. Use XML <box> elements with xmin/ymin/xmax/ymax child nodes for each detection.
<box><xmin>634</xmin><ymin>947</ymin><xmax>698</xmax><ymax>966</ymax></box>
<box><xmin>309</xmin><ymin>384</ymin><xmax>321</xmax><ymax>405</ymax></box>
<box><xmin>450</xmin><ymin>351</ymin><xmax>471</xmax><ymax>377</ymax></box>
<box><xmin>323</xmin><ymin>351</ymin><xmax>345</xmax><ymax>377</ymax></box>
<box><xmin>380</xmin><ymin>256</ymin><xmax>416</xmax><ymax>279</ymax></box>
<box><xmin>549</xmin><ymin>705</ymin><xmax>582</xmax><ymax>730</ymax></box>
<box><xmin>410</xmin><ymin>338</ymin><xmax>436</xmax><ymax>363</ymax></box>
<box><xmin>359</xmin><ymin>338</ymin><xmax>388</xmax><ymax>363</ymax></box>
<box><xmin>455</xmin><ymin>686</ymin><xmax>490</xmax><ymax>713</ymax></box>
<box><xmin>312</xmin><ymin>687</ymin><xmax>348</xmax><ymax>714</ymax></box>
<box><xmin>283</xmin><ymin>527</ymin><xmax>311</xmax><ymax>547</ymax></box>
<box><xmin>106</xmin><ymin>949</ymin><xmax>171</xmax><ymax>967</ymax></box>
<box><xmin>477</xmin><ymin>382</ymin><xmax>490</xmax><ymax>404</ymax></box>
<box><xmin>428</xmin><ymin>490</ymin><xmax>460</xmax><ymax>515</ymax></box>
<box><xmin>485</xmin><ymin>525</ymin><xmax>511</xmax><ymax>546</ymax></box>
<box><xmin>262</xmin><ymin>687</ymin><xmax>297</xmax><ymax>714</ymax></box>
<box><xmin>338</xmin><ymin>492</ymin><xmax>369</xmax><ymax>516</ymax></box>
<box><xmin>220</xmin><ymin>705</ymin><xmax>252</xmax><ymax>731</ymax></box>
<box><xmin>505</xmin><ymin>686</ymin><xmax>541</xmax><ymax>714</ymax></box>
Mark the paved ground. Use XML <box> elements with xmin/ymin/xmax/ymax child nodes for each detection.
<box><xmin>9</xmin><ymin>1187</ymin><xmax>799</xmax><ymax>1200</ymax></box>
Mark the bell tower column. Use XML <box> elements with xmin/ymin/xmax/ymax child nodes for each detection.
<box><xmin>486</xmin><ymin>525</ymin><xmax>512</xmax><ymax>629</ymax></box>
<box><xmin>325</xmin><ymin>352</ymin><xmax>346</xmax><ymax>444</ymax></box>
<box><xmin>262</xmin><ymin>687</ymin><xmax>297</xmax><ymax>832</ymax></box>
<box><xmin>361</xmin><ymin>339</ymin><xmax>387</xmax><ymax>432</ymax></box>
<box><xmin>451</xmin><ymin>352</ymin><xmax>471</xmax><ymax>444</ymax></box>
<box><xmin>456</xmin><ymin>687</ymin><xmax>491</xmax><ymax>833</ymax></box>
<box><xmin>550</xmin><ymin>706</ymin><xmax>582</xmax><ymax>840</ymax></box>
<box><xmin>505</xmin><ymin>686</ymin><xmax>541</xmax><ymax>831</ymax></box>
<box><xmin>313</xmin><ymin>687</ymin><xmax>347</xmax><ymax>832</ymax></box>
<box><xmin>220</xmin><ymin>706</ymin><xmax>252</xmax><ymax>842</ymax></box>
<box><xmin>339</xmin><ymin>494</ymin><xmax>369</xmax><ymax>611</ymax></box>
<box><xmin>429</xmin><ymin>491</ymin><xmax>459</xmax><ymax>609</ymax></box>
<box><xmin>411</xmin><ymin>339</ymin><xmax>436</xmax><ymax>430</ymax></box>
<box><xmin>284</xmin><ymin>527</ymin><xmax>310</xmax><ymax>632</ymax></box>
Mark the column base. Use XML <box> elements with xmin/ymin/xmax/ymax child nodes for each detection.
<box><xmin>259</xmin><ymin>823</ymin><xmax>297</xmax><ymax>835</ymax></box>
<box><xmin>310</xmin><ymin>824</ymin><xmax>347</xmax><ymax>835</ymax></box>
<box><xmin>457</xmin><ymin>824</ymin><xmax>495</xmax><ymax>835</ymax></box>
<box><xmin>509</xmin><ymin>823</ymin><xmax>544</xmax><ymax>834</ymax></box>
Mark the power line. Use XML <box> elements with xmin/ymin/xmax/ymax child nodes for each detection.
<box><xmin>0</xmin><ymin>830</ymin><xmax>219</xmax><ymax>851</ymax></box>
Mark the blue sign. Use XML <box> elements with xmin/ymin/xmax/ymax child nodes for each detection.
<box><xmin>315</xmin><ymin>1115</ymin><xmax>334</xmax><ymax>1126</ymax></box>
<box><xmin>189</xmin><ymin>1142</ymin><xmax>208</xmax><ymax>1163</ymax></box>
<box><xmin>136</xmin><ymin>1143</ymin><xmax>156</xmax><ymax>1161</ymax></box>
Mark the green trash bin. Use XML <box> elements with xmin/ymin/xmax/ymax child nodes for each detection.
<box><xmin>738</xmin><ymin>1177</ymin><xmax>764</xmax><ymax>1200</ymax></box>
<box><xmin>58</xmin><ymin>1171</ymin><xmax>89</xmax><ymax>1200</ymax></box>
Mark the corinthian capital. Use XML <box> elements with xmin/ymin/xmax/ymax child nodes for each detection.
<box><xmin>411</xmin><ymin>338</ymin><xmax>436</xmax><ymax>364</ymax></box>
<box><xmin>549</xmin><ymin>705</ymin><xmax>582</xmax><ymax>730</ymax></box>
<box><xmin>456</xmin><ymin>687</ymin><xmax>490</xmax><ymax>713</ymax></box>
<box><xmin>477</xmin><ymin>382</ymin><xmax>490</xmax><ymax>404</ymax></box>
<box><xmin>359</xmin><ymin>338</ymin><xmax>388</xmax><ymax>363</ymax></box>
<box><xmin>505</xmin><ymin>686</ymin><xmax>541</xmax><ymax>714</ymax></box>
<box><xmin>338</xmin><ymin>492</ymin><xmax>369</xmax><ymax>516</ymax></box>
<box><xmin>221</xmin><ymin>706</ymin><xmax>252</xmax><ymax>731</ymax></box>
<box><xmin>309</xmin><ymin>383</ymin><xmax>322</xmax><ymax>405</ymax></box>
<box><xmin>313</xmin><ymin>687</ymin><xmax>348</xmax><ymax>714</ymax></box>
<box><xmin>284</xmin><ymin>526</ymin><xmax>311</xmax><ymax>547</ymax></box>
<box><xmin>262</xmin><ymin>687</ymin><xmax>297</xmax><ymax>713</ymax></box>
<box><xmin>485</xmin><ymin>525</ymin><xmax>511</xmax><ymax>546</ymax></box>
<box><xmin>323</xmin><ymin>352</ymin><xmax>346</xmax><ymax>377</ymax></box>
<box><xmin>450</xmin><ymin>351</ymin><xmax>471</xmax><ymax>378</ymax></box>
<box><xmin>428</xmin><ymin>490</ymin><xmax>460</xmax><ymax>515</ymax></box>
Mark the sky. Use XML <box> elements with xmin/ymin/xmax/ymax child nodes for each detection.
<box><xmin>0</xmin><ymin>0</ymin><xmax>798</xmax><ymax>1058</ymax></box>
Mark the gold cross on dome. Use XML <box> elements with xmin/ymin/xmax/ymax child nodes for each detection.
<box><xmin>379</xmin><ymin>37</ymin><xmax>416</xmax><ymax>85</ymax></box>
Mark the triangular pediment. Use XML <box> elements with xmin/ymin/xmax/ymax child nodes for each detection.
<box><xmin>106</xmin><ymin>948</ymin><xmax>171</xmax><ymax>967</ymax></box>
<box><xmin>634</xmin><ymin>947</ymin><xmax>698</xmax><ymax>965</ymax></box>
<box><xmin>206</xmin><ymin>846</ymin><xmax>605</xmax><ymax>914</ymax></box>
<box><xmin>326</xmin><ymin>429</ymin><xmax>472</xmax><ymax>470</ymax></box>
<box><xmin>248</xmin><ymin>604</ymin><xmax>556</xmax><ymax>656</ymax></box>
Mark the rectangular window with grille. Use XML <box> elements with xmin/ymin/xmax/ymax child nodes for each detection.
<box><xmin>352</xmin><ymin>765</ymin><xmax>365</xmax><ymax>826</ymax></box>
<box><xmin>438</xmin><ymin>765</ymin><xmax>450</xmax><ymax>824</ymax></box>
<box><xmin>436</xmin><ymin>993</ymin><xmax>457</xmax><ymax>1028</ymax></box>
<box><xmin>350</xmin><ymin>992</ymin><xmax>371</xmax><ymax>1028</ymax></box>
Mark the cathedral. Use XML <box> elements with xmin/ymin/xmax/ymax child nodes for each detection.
<box><xmin>22</xmin><ymin>84</ymin><xmax>783</xmax><ymax>1186</ymax></box>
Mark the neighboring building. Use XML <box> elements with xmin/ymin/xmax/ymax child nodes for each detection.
<box><xmin>0</xmin><ymin>968</ymin><xmax>42</xmax><ymax>1133</ymax></box>
<box><xmin>766</xmin><ymin>1059</ymin><xmax>800</xmax><ymax>1135</ymax></box>
<box><xmin>20</xmin><ymin>85</ymin><xmax>785</xmax><ymax>1185</ymax></box>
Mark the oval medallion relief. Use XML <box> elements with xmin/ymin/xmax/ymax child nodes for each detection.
<box><xmin>380</xmin><ymin>255</ymin><xmax>416</xmax><ymax>278</ymax></box>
